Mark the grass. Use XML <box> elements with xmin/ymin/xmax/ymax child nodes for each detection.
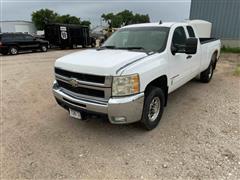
<box><xmin>233</xmin><ymin>65</ymin><xmax>240</xmax><ymax>76</ymax></box>
<box><xmin>221</xmin><ymin>46</ymin><xmax>240</xmax><ymax>53</ymax></box>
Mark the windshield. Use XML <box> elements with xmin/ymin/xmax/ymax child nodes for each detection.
<box><xmin>103</xmin><ymin>27</ymin><xmax>170</xmax><ymax>52</ymax></box>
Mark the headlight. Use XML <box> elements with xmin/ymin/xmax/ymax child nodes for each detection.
<box><xmin>112</xmin><ymin>74</ymin><xmax>140</xmax><ymax>97</ymax></box>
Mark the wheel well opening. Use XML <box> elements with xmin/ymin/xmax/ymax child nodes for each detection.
<box><xmin>145</xmin><ymin>75</ymin><xmax>168</xmax><ymax>106</ymax></box>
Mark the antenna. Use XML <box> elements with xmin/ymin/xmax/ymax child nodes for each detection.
<box><xmin>159</xmin><ymin>20</ymin><xmax>162</xmax><ymax>24</ymax></box>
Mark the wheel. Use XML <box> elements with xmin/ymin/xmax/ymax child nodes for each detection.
<box><xmin>71</xmin><ymin>44</ymin><xmax>77</xmax><ymax>49</ymax></box>
<box><xmin>141</xmin><ymin>86</ymin><xmax>165</xmax><ymax>130</ymax></box>
<box><xmin>91</xmin><ymin>43</ymin><xmax>96</xmax><ymax>48</ymax></box>
<box><xmin>200</xmin><ymin>54</ymin><xmax>216</xmax><ymax>83</ymax></box>
<box><xmin>40</xmin><ymin>45</ymin><xmax>48</xmax><ymax>52</ymax></box>
<box><xmin>9</xmin><ymin>47</ymin><xmax>18</xmax><ymax>55</ymax></box>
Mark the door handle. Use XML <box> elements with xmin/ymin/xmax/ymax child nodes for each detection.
<box><xmin>186</xmin><ymin>55</ymin><xmax>192</xmax><ymax>59</ymax></box>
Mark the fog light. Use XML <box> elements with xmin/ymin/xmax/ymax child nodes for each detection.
<box><xmin>53</xmin><ymin>80</ymin><xmax>59</xmax><ymax>89</ymax></box>
<box><xmin>111</xmin><ymin>116</ymin><xmax>126</xmax><ymax>122</ymax></box>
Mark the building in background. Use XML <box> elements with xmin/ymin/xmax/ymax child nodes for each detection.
<box><xmin>190</xmin><ymin>0</ymin><xmax>240</xmax><ymax>47</ymax></box>
<box><xmin>0</xmin><ymin>21</ymin><xmax>37</xmax><ymax>34</ymax></box>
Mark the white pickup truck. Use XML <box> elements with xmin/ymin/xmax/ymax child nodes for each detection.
<box><xmin>53</xmin><ymin>22</ymin><xmax>221</xmax><ymax>130</ymax></box>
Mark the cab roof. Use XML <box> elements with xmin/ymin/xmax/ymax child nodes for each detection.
<box><xmin>122</xmin><ymin>22</ymin><xmax>188</xmax><ymax>29</ymax></box>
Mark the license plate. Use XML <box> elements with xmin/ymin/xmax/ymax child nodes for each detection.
<box><xmin>69</xmin><ymin>109</ymin><xmax>82</xmax><ymax>119</ymax></box>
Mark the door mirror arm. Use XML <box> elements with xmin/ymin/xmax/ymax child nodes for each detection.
<box><xmin>171</xmin><ymin>46</ymin><xmax>177</xmax><ymax>55</ymax></box>
<box><xmin>171</xmin><ymin>44</ymin><xmax>185</xmax><ymax>55</ymax></box>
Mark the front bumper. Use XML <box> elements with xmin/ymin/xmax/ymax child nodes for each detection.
<box><xmin>53</xmin><ymin>82</ymin><xmax>144</xmax><ymax>124</ymax></box>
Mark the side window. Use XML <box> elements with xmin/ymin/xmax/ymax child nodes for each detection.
<box><xmin>172</xmin><ymin>26</ymin><xmax>187</xmax><ymax>47</ymax></box>
<box><xmin>187</xmin><ymin>26</ymin><xmax>195</xmax><ymax>37</ymax></box>
<box><xmin>14</xmin><ymin>34</ymin><xmax>24</xmax><ymax>41</ymax></box>
<box><xmin>2</xmin><ymin>35</ymin><xmax>13</xmax><ymax>41</ymax></box>
<box><xmin>24</xmin><ymin>34</ymin><xmax>34</xmax><ymax>40</ymax></box>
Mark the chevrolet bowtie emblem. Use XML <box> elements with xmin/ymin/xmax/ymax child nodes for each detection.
<box><xmin>69</xmin><ymin>78</ymin><xmax>78</xmax><ymax>87</ymax></box>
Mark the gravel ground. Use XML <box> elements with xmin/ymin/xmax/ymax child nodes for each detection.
<box><xmin>1</xmin><ymin>50</ymin><xmax>240</xmax><ymax>179</ymax></box>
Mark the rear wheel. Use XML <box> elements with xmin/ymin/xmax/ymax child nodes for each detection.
<box><xmin>141</xmin><ymin>86</ymin><xmax>165</xmax><ymax>130</ymax></box>
<box><xmin>71</xmin><ymin>44</ymin><xmax>77</xmax><ymax>49</ymax></box>
<box><xmin>40</xmin><ymin>45</ymin><xmax>48</xmax><ymax>52</ymax></box>
<box><xmin>9</xmin><ymin>47</ymin><xmax>18</xmax><ymax>55</ymax></box>
<box><xmin>200</xmin><ymin>54</ymin><xmax>216</xmax><ymax>83</ymax></box>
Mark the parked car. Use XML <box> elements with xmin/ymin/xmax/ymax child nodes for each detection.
<box><xmin>52</xmin><ymin>22</ymin><xmax>221</xmax><ymax>130</ymax></box>
<box><xmin>45</xmin><ymin>24</ymin><xmax>95</xmax><ymax>49</ymax></box>
<box><xmin>0</xmin><ymin>33</ymin><xmax>49</xmax><ymax>55</ymax></box>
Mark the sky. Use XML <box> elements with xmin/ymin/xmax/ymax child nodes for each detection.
<box><xmin>1</xmin><ymin>0</ymin><xmax>191</xmax><ymax>27</ymax></box>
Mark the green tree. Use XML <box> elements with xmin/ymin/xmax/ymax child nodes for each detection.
<box><xmin>132</xmin><ymin>13</ymin><xmax>150</xmax><ymax>24</ymax></box>
<box><xmin>56</xmin><ymin>14</ymin><xmax>81</xmax><ymax>24</ymax></box>
<box><xmin>32</xmin><ymin>9</ymin><xmax>58</xmax><ymax>30</ymax></box>
<box><xmin>81</xmin><ymin>20</ymin><xmax>91</xmax><ymax>27</ymax></box>
<box><xmin>101</xmin><ymin>10</ymin><xmax>150</xmax><ymax>28</ymax></box>
<box><xmin>101</xmin><ymin>13</ymin><xmax>115</xmax><ymax>27</ymax></box>
<box><xmin>32</xmin><ymin>9</ymin><xmax>91</xmax><ymax>30</ymax></box>
<box><xmin>116</xmin><ymin>10</ymin><xmax>134</xmax><ymax>26</ymax></box>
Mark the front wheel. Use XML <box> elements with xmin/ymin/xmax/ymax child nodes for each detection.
<box><xmin>141</xmin><ymin>86</ymin><xmax>165</xmax><ymax>130</ymax></box>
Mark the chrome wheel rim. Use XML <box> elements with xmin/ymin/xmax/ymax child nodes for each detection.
<box><xmin>42</xmin><ymin>46</ymin><xmax>47</xmax><ymax>51</ymax></box>
<box><xmin>148</xmin><ymin>97</ymin><xmax>160</xmax><ymax>122</ymax></box>
<box><xmin>11</xmin><ymin>48</ymin><xmax>17</xmax><ymax>54</ymax></box>
<box><xmin>208</xmin><ymin>65</ymin><xmax>213</xmax><ymax>79</ymax></box>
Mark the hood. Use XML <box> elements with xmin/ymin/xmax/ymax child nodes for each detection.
<box><xmin>55</xmin><ymin>49</ymin><xmax>147</xmax><ymax>76</ymax></box>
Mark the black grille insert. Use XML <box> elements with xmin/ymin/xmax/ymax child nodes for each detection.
<box><xmin>55</xmin><ymin>68</ymin><xmax>105</xmax><ymax>84</ymax></box>
<box><xmin>57</xmin><ymin>80</ymin><xmax>104</xmax><ymax>98</ymax></box>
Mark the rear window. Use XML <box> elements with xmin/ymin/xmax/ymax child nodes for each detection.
<box><xmin>187</xmin><ymin>26</ymin><xmax>196</xmax><ymax>37</ymax></box>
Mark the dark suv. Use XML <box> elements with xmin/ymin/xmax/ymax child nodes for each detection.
<box><xmin>0</xmin><ymin>33</ymin><xmax>49</xmax><ymax>55</ymax></box>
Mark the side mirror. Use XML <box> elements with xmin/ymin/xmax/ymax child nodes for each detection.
<box><xmin>185</xmin><ymin>38</ymin><xmax>198</xmax><ymax>54</ymax></box>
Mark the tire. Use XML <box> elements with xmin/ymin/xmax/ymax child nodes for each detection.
<box><xmin>200</xmin><ymin>54</ymin><xmax>216</xmax><ymax>83</ymax></box>
<box><xmin>91</xmin><ymin>42</ymin><xmax>96</xmax><ymax>48</ymax></box>
<box><xmin>9</xmin><ymin>46</ymin><xmax>18</xmax><ymax>55</ymax></box>
<box><xmin>71</xmin><ymin>44</ymin><xmax>77</xmax><ymax>49</ymax></box>
<box><xmin>141</xmin><ymin>86</ymin><xmax>165</xmax><ymax>130</ymax></box>
<box><xmin>40</xmin><ymin>45</ymin><xmax>48</xmax><ymax>52</ymax></box>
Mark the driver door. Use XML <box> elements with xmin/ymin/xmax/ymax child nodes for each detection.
<box><xmin>168</xmin><ymin>26</ymin><xmax>193</xmax><ymax>92</ymax></box>
<box><xmin>22</xmin><ymin>34</ymin><xmax>39</xmax><ymax>50</ymax></box>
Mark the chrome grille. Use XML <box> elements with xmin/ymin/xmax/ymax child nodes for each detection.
<box><xmin>55</xmin><ymin>68</ymin><xmax>106</xmax><ymax>84</ymax></box>
<box><xmin>55</xmin><ymin>68</ymin><xmax>112</xmax><ymax>100</ymax></box>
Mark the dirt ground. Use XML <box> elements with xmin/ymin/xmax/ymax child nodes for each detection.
<box><xmin>1</xmin><ymin>50</ymin><xmax>239</xmax><ymax>179</ymax></box>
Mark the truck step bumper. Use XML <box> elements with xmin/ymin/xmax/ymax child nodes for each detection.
<box><xmin>53</xmin><ymin>85</ymin><xmax>144</xmax><ymax>124</ymax></box>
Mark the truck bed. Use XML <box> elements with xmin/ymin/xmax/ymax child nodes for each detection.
<box><xmin>199</xmin><ymin>38</ymin><xmax>219</xmax><ymax>44</ymax></box>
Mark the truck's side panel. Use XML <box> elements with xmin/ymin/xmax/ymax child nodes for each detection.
<box><xmin>199</xmin><ymin>40</ymin><xmax>221</xmax><ymax>72</ymax></box>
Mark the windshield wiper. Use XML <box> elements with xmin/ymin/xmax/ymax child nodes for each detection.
<box><xmin>118</xmin><ymin>46</ymin><xmax>145</xmax><ymax>50</ymax></box>
<box><xmin>97</xmin><ymin>45</ymin><xmax>116</xmax><ymax>50</ymax></box>
<box><xmin>97</xmin><ymin>46</ymin><xmax>154</xmax><ymax>54</ymax></box>
<box><xmin>118</xmin><ymin>46</ymin><xmax>155</xmax><ymax>55</ymax></box>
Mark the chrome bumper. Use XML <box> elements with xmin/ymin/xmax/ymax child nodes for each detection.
<box><xmin>53</xmin><ymin>83</ymin><xmax>144</xmax><ymax>124</ymax></box>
